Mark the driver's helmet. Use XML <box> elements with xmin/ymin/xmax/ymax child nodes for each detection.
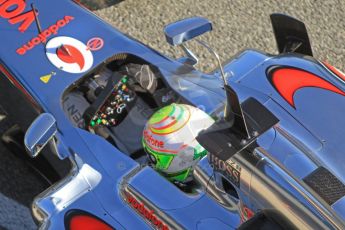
<box><xmin>142</xmin><ymin>103</ymin><xmax>214</xmax><ymax>182</ymax></box>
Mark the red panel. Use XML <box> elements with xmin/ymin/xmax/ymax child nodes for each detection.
<box><xmin>57</xmin><ymin>45</ymin><xmax>85</xmax><ymax>70</ymax></box>
<box><xmin>271</xmin><ymin>67</ymin><xmax>345</xmax><ymax>108</ymax></box>
<box><xmin>323</xmin><ymin>62</ymin><xmax>345</xmax><ymax>81</ymax></box>
<box><xmin>69</xmin><ymin>215</ymin><xmax>113</xmax><ymax>230</ymax></box>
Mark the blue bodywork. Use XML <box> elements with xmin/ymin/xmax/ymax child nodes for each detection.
<box><xmin>1</xmin><ymin>1</ymin><xmax>238</xmax><ymax>229</ymax></box>
<box><xmin>1</xmin><ymin>1</ymin><xmax>345</xmax><ymax>229</ymax></box>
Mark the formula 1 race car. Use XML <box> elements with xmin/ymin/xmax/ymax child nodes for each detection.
<box><xmin>1</xmin><ymin>0</ymin><xmax>345</xmax><ymax>229</ymax></box>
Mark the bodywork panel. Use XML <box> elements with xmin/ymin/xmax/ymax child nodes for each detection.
<box><xmin>1</xmin><ymin>1</ymin><xmax>345</xmax><ymax>229</ymax></box>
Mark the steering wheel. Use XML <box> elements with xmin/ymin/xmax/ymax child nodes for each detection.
<box><xmin>83</xmin><ymin>73</ymin><xmax>136</xmax><ymax>128</ymax></box>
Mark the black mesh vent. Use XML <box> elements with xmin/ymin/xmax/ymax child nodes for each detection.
<box><xmin>303</xmin><ymin>167</ymin><xmax>345</xmax><ymax>205</ymax></box>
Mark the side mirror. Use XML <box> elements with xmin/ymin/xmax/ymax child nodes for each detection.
<box><xmin>24</xmin><ymin>113</ymin><xmax>57</xmax><ymax>158</ymax></box>
<box><xmin>164</xmin><ymin>17</ymin><xmax>212</xmax><ymax>46</ymax></box>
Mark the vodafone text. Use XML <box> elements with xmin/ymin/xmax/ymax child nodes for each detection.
<box><xmin>126</xmin><ymin>192</ymin><xmax>169</xmax><ymax>230</ymax></box>
<box><xmin>16</xmin><ymin>16</ymin><xmax>74</xmax><ymax>55</ymax></box>
<box><xmin>0</xmin><ymin>0</ymin><xmax>35</xmax><ymax>33</ymax></box>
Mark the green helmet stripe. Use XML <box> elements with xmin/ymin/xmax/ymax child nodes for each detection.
<box><xmin>175</xmin><ymin>104</ymin><xmax>185</xmax><ymax>122</ymax></box>
<box><xmin>149</xmin><ymin>104</ymin><xmax>176</xmax><ymax>125</ymax></box>
<box><xmin>150</xmin><ymin>104</ymin><xmax>188</xmax><ymax>135</ymax></box>
<box><xmin>193</xmin><ymin>144</ymin><xmax>208</xmax><ymax>160</ymax></box>
<box><xmin>143</xmin><ymin>139</ymin><xmax>175</xmax><ymax>170</ymax></box>
<box><xmin>163</xmin><ymin>168</ymin><xmax>191</xmax><ymax>182</ymax></box>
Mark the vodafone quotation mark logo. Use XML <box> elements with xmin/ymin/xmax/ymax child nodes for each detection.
<box><xmin>46</xmin><ymin>36</ymin><xmax>93</xmax><ymax>74</ymax></box>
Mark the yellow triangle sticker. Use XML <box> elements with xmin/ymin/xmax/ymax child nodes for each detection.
<box><xmin>40</xmin><ymin>74</ymin><xmax>52</xmax><ymax>84</ymax></box>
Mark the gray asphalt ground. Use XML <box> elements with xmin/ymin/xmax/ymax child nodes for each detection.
<box><xmin>95</xmin><ymin>0</ymin><xmax>345</xmax><ymax>71</ymax></box>
<box><xmin>1</xmin><ymin>0</ymin><xmax>345</xmax><ymax>229</ymax></box>
<box><xmin>0</xmin><ymin>109</ymin><xmax>46</xmax><ymax>230</ymax></box>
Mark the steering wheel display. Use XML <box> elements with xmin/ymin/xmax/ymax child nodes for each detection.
<box><xmin>83</xmin><ymin>74</ymin><xmax>136</xmax><ymax>128</ymax></box>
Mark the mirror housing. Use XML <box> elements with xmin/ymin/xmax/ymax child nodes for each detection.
<box><xmin>24</xmin><ymin>113</ymin><xmax>57</xmax><ymax>158</ymax></box>
<box><xmin>164</xmin><ymin>17</ymin><xmax>212</xmax><ymax>46</ymax></box>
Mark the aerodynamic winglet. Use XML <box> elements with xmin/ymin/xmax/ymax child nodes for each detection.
<box><xmin>197</xmin><ymin>98</ymin><xmax>279</xmax><ymax>161</ymax></box>
<box><xmin>270</xmin><ymin>13</ymin><xmax>313</xmax><ymax>56</ymax></box>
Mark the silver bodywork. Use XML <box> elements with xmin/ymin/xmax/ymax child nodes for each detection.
<box><xmin>31</xmin><ymin>49</ymin><xmax>345</xmax><ymax>229</ymax></box>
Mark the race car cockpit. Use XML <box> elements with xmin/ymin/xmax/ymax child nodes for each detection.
<box><xmin>60</xmin><ymin>15</ymin><xmax>279</xmax><ymax>195</ymax></box>
<box><xmin>63</xmin><ymin>54</ymin><xmax>175</xmax><ymax>157</ymax></box>
<box><xmin>61</xmin><ymin>53</ymin><xmax>227</xmax><ymax>192</ymax></box>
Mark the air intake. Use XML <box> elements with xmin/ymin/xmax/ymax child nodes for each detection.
<box><xmin>303</xmin><ymin>167</ymin><xmax>345</xmax><ymax>205</ymax></box>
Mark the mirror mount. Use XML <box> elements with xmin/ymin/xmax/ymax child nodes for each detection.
<box><xmin>177</xmin><ymin>43</ymin><xmax>199</xmax><ymax>66</ymax></box>
<box><xmin>165</xmin><ymin>16</ymin><xmax>260</xmax><ymax>137</ymax></box>
<box><xmin>164</xmin><ymin>17</ymin><xmax>228</xmax><ymax>84</ymax></box>
<box><xmin>193</xmin><ymin>39</ymin><xmax>228</xmax><ymax>86</ymax></box>
<box><xmin>24</xmin><ymin>113</ymin><xmax>57</xmax><ymax>158</ymax></box>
